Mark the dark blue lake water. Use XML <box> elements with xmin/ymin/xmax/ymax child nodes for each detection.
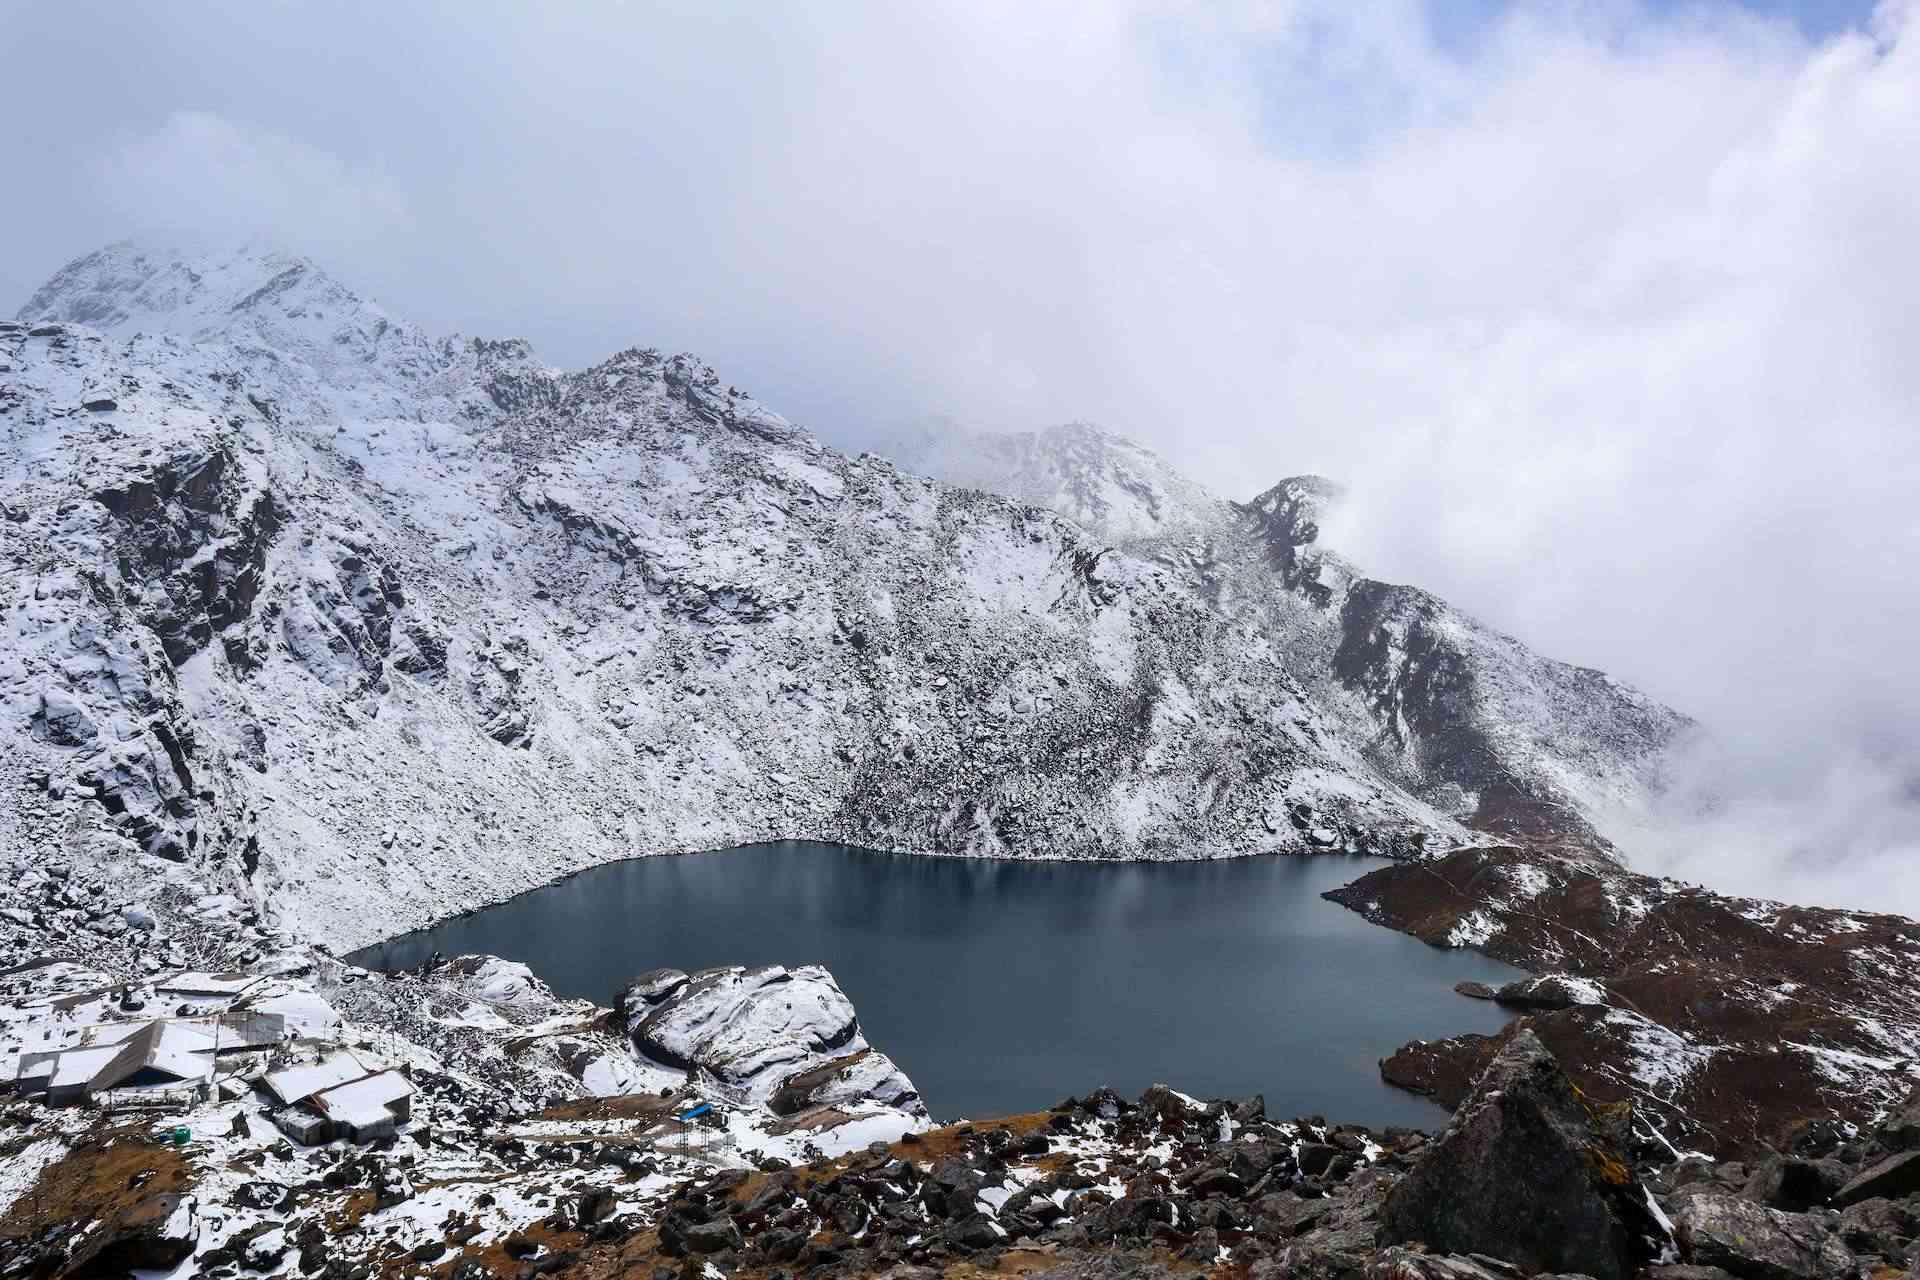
<box><xmin>349</xmin><ymin>842</ymin><xmax>1521</xmax><ymax>1126</ymax></box>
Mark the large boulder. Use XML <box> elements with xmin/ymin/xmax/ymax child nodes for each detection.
<box><xmin>1377</xmin><ymin>1029</ymin><xmax>1664</xmax><ymax>1280</ymax></box>
<box><xmin>1835</xmin><ymin>1150</ymin><xmax>1920</xmax><ymax>1207</ymax></box>
<box><xmin>620</xmin><ymin>963</ymin><xmax>924</xmax><ymax>1115</ymax></box>
<box><xmin>1671</xmin><ymin>1194</ymin><xmax>1855</xmax><ymax>1280</ymax></box>
<box><xmin>1741</xmin><ymin>1156</ymin><xmax>1846</xmax><ymax>1211</ymax></box>
<box><xmin>1365</xmin><ymin>1249</ymin><xmax>1538</xmax><ymax>1280</ymax></box>
<box><xmin>768</xmin><ymin>1048</ymin><xmax>921</xmax><ymax>1116</ymax></box>
<box><xmin>632</xmin><ymin>964</ymin><xmax>856</xmax><ymax>1080</ymax></box>
<box><xmin>1873</xmin><ymin>1083</ymin><xmax>1920</xmax><ymax>1151</ymax></box>
<box><xmin>1493</xmin><ymin>974</ymin><xmax>1607</xmax><ymax>1011</ymax></box>
<box><xmin>1837</xmin><ymin>1196</ymin><xmax>1920</xmax><ymax>1257</ymax></box>
<box><xmin>614</xmin><ymin>967</ymin><xmax>691</xmax><ymax>1025</ymax></box>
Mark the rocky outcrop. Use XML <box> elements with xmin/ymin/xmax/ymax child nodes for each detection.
<box><xmin>887</xmin><ymin>424</ymin><xmax>1688</xmax><ymax>857</ymax></box>
<box><xmin>1378</xmin><ymin>1030</ymin><xmax>1664</xmax><ymax>1280</ymax></box>
<box><xmin>1332</xmin><ymin>844</ymin><xmax>1920</xmax><ymax>1158</ymax></box>
<box><xmin>61</xmin><ymin>1193</ymin><xmax>201</xmax><ymax>1274</ymax></box>
<box><xmin>1835</xmin><ymin>1151</ymin><xmax>1920</xmax><ymax>1207</ymax></box>
<box><xmin>617</xmin><ymin>963</ymin><xmax>924</xmax><ymax>1115</ymax></box>
<box><xmin>1492</xmin><ymin>973</ymin><xmax>1607</xmax><ymax>1010</ymax></box>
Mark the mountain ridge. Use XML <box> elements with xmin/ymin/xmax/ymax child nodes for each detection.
<box><xmin>5</xmin><ymin>242</ymin><xmax>1683</xmax><ymax>952</ymax></box>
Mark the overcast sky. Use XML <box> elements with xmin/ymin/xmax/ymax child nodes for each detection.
<box><xmin>3</xmin><ymin>0</ymin><xmax>1916</xmax><ymax>909</ymax></box>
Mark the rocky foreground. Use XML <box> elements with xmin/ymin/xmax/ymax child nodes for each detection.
<box><xmin>13</xmin><ymin>972</ymin><xmax>1920</xmax><ymax>1280</ymax></box>
<box><xmin>8</xmin><ymin>823</ymin><xmax>1920</xmax><ymax>1279</ymax></box>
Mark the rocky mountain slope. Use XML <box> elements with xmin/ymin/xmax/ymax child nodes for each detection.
<box><xmin>3</xmin><ymin>243</ymin><xmax>1684</xmax><ymax>952</ymax></box>
<box><xmin>1327</xmin><ymin>844</ymin><xmax>1920</xmax><ymax>1158</ymax></box>
<box><xmin>870</xmin><ymin>418</ymin><xmax>1230</xmax><ymax>547</ymax></box>
<box><xmin>881</xmin><ymin>422</ymin><xmax>1689</xmax><ymax>853</ymax></box>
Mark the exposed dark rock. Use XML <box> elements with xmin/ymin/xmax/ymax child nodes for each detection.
<box><xmin>1179</xmin><ymin>1226</ymin><xmax>1221</xmax><ymax>1262</ymax></box>
<box><xmin>1646</xmin><ymin>1267</ymin><xmax>1741</xmax><ymax>1280</ymax></box>
<box><xmin>1364</xmin><ymin>1248</ymin><xmax>1530</xmax><ymax>1280</ymax></box>
<box><xmin>1138</xmin><ymin>1083</ymin><xmax>1202</xmax><ymax>1128</ymax></box>
<box><xmin>680</xmin><ymin>1217</ymin><xmax>743</xmax><ymax>1254</ymax></box>
<box><xmin>577</xmin><ymin>1187</ymin><xmax>617</xmax><ymax>1225</ymax></box>
<box><xmin>1874</xmin><ymin>1087</ymin><xmax>1920</xmax><ymax>1150</ymax></box>
<box><xmin>946</xmin><ymin>1212</ymin><xmax>1007</xmax><ymax>1250</ymax></box>
<box><xmin>1029</xmin><ymin>1253</ymin><xmax>1184</xmax><ymax>1280</ymax></box>
<box><xmin>1378</xmin><ymin>1030</ymin><xmax>1662</xmax><ymax>1280</ymax></box>
<box><xmin>757</xmin><ymin>1228</ymin><xmax>806</xmax><ymax>1262</ymax></box>
<box><xmin>1834</xmin><ymin>1150</ymin><xmax>1920</xmax><ymax>1207</ymax></box>
<box><xmin>1741</xmin><ymin>1156</ymin><xmax>1845</xmax><ymax>1212</ymax></box>
<box><xmin>1837</xmin><ymin>1196</ymin><xmax>1920</xmax><ymax>1256</ymax></box>
<box><xmin>1334</xmin><ymin>844</ymin><xmax>1920</xmax><ymax>1159</ymax></box>
<box><xmin>1255</xmin><ymin>1190</ymin><xmax>1329</xmax><ymax>1238</ymax></box>
<box><xmin>62</xmin><ymin>1193</ymin><xmax>200</xmax><ymax>1274</ymax></box>
<box><xmin>1493</xmin><ymin>974</ymin><xmax>1600</xmax><ymax>1010</ymax></box>
<box><xmin>1298</xmin><ymin>1143</ymin><xmax>1340</xmax><ymax>1176</ymax></box>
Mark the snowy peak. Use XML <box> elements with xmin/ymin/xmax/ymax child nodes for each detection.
<box><xmin>17</xmin><ymin>241</ymin><xmax>387</xmax><ymax>343</ymax></box>
<box><xmin>17</xmin><ymin>242</ymin><xmax>559</xmax><ymax>425</ymax></box>
<box><xmin>876</xmin><ymin>418</ymin><xmax>1228</xmax><ymax>545</ymax></box>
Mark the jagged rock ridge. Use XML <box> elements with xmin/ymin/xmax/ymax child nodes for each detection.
<box><xmin>880</xmin><ymin>422</ymin><xmax>1690</xmax><ymax>853</ymax></box>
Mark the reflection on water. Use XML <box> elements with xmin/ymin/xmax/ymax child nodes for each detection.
<box><xmin>350</xmin><ymin>842</ymin><xmax>1521</xmax><ymax>1125</ymax></box>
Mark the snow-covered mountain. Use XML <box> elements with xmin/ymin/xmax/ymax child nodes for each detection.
<box><xmin>882</xmin><ymin>423</ymin><xmax>1688</xmax><ymax>849</ymax></box>
<box><xmin>3</xmin><ymin>242</ymin><xmax>1685</xmax><ymax>950</ymax></box>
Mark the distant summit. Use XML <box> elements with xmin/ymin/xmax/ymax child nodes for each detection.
<box><xmin>18</xmin><ymin>241</ymin><xmax>555</xmax><ymax>423</ymax></box>
<box><xmin>18</xmin><ymin>241</ymin><xmax>375</xmax><ymax>339</ymax></box>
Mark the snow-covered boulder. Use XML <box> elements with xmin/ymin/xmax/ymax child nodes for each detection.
<box><xmin>441</xmin><ymin>955</ymin><xmax>542</xmax><ymax>1006</ymax></box>
<box><xmin>620</xmin><ymin>963</ymin><xmax>921</xmax><ymax>1113</ymax></box>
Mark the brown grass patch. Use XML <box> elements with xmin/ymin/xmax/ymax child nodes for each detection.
<box><xmin>534</xmin><ymin>1093</ymin><xmax>683</xmax><ymax>1125</ymax></box>
<box><xmin>0</xmin><ymin>1126</ymin><xmax>194</xmax><ymax>1240</ymax></box>
<box><xmin>897</xmin><ymin>1113</ymin><xmax>1052</xmax><ymax>1164</ymax></box>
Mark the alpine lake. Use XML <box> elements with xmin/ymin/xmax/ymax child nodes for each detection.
<box><xmin>349</xmin><ymin>841</ymin><xmax>1521</xmax><ymax>1125</ymax></box>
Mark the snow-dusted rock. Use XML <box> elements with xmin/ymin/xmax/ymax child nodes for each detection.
<box><xmin>627</xmin><ymin>964</ymin><xmax>856</xmax><ymax>1079</ymax></box>
<box><xmin>622</xmin><ymin>962</ymin><xmax>922</xmax><ymax>1114</ymax></box>
<box><xmin>1379</xmin><ymin>1031</ymin><xmax>1665</xmax><ymax>1280</ymax></box>
<box><xmin>441</xmin><ymin>954</ymin><xmax>540</xmax><ymax>1005</ymax></box>
<box><xmin>1493</xmin><ymin>972</ymin><xmax>1609</xmax><ymax>1010</ymax></box>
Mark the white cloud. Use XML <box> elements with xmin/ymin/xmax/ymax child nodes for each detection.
<box><xmin>91</xmin><ymin>110</ymin><xmax>411</xmax><ymax>253</ymax></box>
